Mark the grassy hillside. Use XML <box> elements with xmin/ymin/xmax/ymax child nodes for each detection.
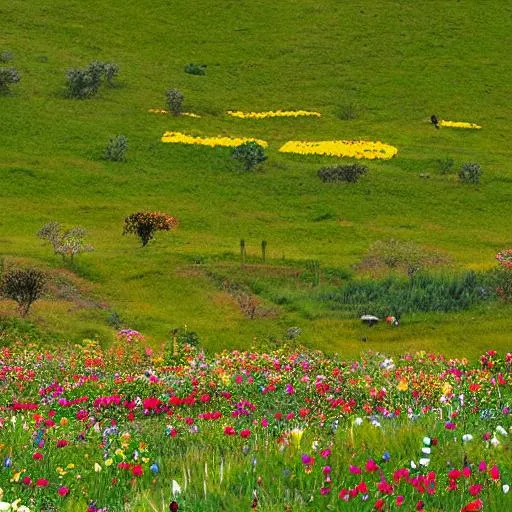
<box><xmin>1</xmin><ymin>0</ymin><xmax>511</xmax><ymax>357</ymax></box>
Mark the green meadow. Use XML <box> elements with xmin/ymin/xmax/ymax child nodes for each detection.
<box><xmin>1</xmin><ymin>0</ymin><xmax>511</xmax><ymax>357</ymax></box>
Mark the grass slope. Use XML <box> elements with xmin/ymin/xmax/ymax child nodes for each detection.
<box><xmin>1</xmin><ymin>0</ymin><xmax>511</xmax><ymax>357</ymax></box>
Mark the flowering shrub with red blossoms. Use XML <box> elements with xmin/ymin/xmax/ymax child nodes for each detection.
<box><xmin>0</xmin><ymin>339</ymin><xmax>510</xmax><ymax>511</ymax></box>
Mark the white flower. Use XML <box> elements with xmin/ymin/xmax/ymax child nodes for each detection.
<box><xmin>354</xmin><ymin>417</ymin><xmax>363</xmax><ymax>426</ymax></box>
<box><xmin>311</xmin><ymin>440</ymin><xmax>319</xmax><ymax>451</ymax></box>
<box><xmin>490</xmin><ymin>436</ymin><xmax>500</xmax><ymax>447</ymax></box>
<box><xmin>371</xmin><ymin>419</ymin><xmax>381</xmax><ymax>428</ymax></box>
<box><xmin>172</xmin><ymin>480</ymin><xmax>181</xmax><ymax>497</ymax></box>
<box><xmin>496</xmin><ymin>426</ymin><xmax>508</xmax><ymax>436</ymax></box>
<box><xmin>419</xmin><ymin>458</ymin><xmax>430</xmax><ymax>467</ymax></box>
<box><xmin>17</xmin><ymin>507</ymin><xmax>30</xmax><ymax>512</ymax></box>
<box><xmin>422</xmin><ymin>436</ymin><xmax>431</xmax><ymax>446</ymax></box>
<box><xmin>503</xmin><ymin>484</ymin><xmax>510</xmax><ymax>494</ymax></box>
<box><xmin>421</xmin><ymin>447</ymin><xmax>431</xmax><ymax>454</ymax></box>
<box><xmin>0</xmin><ymin>502</ymin><xmax>11</xmax><ymax>511</ymax></box>
<box><xmin>462</xmin><ymin>434</ymin><xmax>473</xmax><ymax>443</ymax></box>
<box><xmin>410</xmin><ymin>460</ymin><xmax>417</xmax><ymax>469</ymax></box>
<box><xmin>94</xmin><ymin>463</ymin><xmax>102</xmax><ymax>472</ymax></box>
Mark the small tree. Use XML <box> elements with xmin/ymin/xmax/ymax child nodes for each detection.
<box><xmin>104</xmin><ymin>135</ymin><xmax>128</xmax><ymax>161</ymax></box>
<box><xmin>459</xmin><ymin>162</ymin><xmax>481</xmax><ymax>184</ymax></box>
<box><xmin>1</xmin><ymin>267</ymin><xmax>46</xmax><ymax>317</ymax></box>
<box><xmin>232</xmin><ymin>141</ymin><xmax>267</xmax><ymax>171</ymax></box>
<box><xmin>0</xmin><ymin>67</ymin><xmax>20</xmax><ymax>92</ymax></box>
<box><xmin>38</xmin><ymin>222</ymin><xmax>94</xmax><ymax>262</ymax></box>
<box><xmin>123</xmin><ymin>212</ymin><xmax>178</xmax><ymax>247</ymax></box>
<box><xmin>166</xmin><ymin>88</ymin><xmax>184</xmax><ymax>115</ymax></box>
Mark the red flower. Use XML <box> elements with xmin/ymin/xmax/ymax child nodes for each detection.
<box><xmin>22</xmin><ymin>476</ymin><xmax>32</xmax><ymax>485</ymax></box>
<box><xmin>374</xmin><ymin>498</ymin><xmax>385</xmax><ymax>510</ymax></box>
<box><xmin>32</xmin><ymin>452</ymin><xmax>43</xmax><ymax>461</ymax></box>
<box><xmin>240</xmin><ymin>429</ymin><xmax>251</xmax><ymax>438</ymax></box>
<box><xmin>469</xmin><ymin>484</ymin><xmax>482</xmax><ymax>496</ymax></box>
<box><xmin>489</xmin><ymin>465</ymin><xmax>500</xmax><ymax>480</ymax></box>
<box><xmin>224</xmin><ymin>426</ymin><xmax>236</xmax><ymax>436</ymax></box>
<box><xmin>132</xmin><ymin>465</ymin><xmax>143</xmax><ymax>477</ymax></box>
<box><xmin>58</xmin><ymin>486</ymin><xmax>69</xmax><ymax>496</ymax></box>
<box><xmin>36</xmin><ymin>478</ymin><xmax>49</xmax><ymax>487</ymax></box>
<box><xmin>365</xmin><ymin>459</ymin><xmax>379</xmax><ymax>472</ymax></box>
<box><xmin>469</xmin><ymin>383</ymin><xmax>481</xmax><ymax>392</ymax></box>
<box><xmin>461</xmin><ymin>498</ymin><xmax>483</xmax><ymax>512</ymax></box>
<box><xmin>56</xmin><ymin>439</ymin><xmax>69</xmax><ymax>448</ymax></box>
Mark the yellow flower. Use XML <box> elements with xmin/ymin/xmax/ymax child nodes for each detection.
<box><xmin>161</xmin><ymin>131</ymin><xmax>268</xmax><ymax>148</ymax></box>
<box><xmin>227</xmin><ymin>110</ymin><xmax>321</xmax><ymax>119</ymax></box>
<box><xmin>442</xmin><ymin>382</ymin><xmax>453</xmax><ymax>396</ymax></box>
<box><xmin>279</xmin><ymin>139</ymin><xmax>398</xmax><ymax>160</ymax></box>
<box><xmin>397</xmin><ymin>379</ymin><xmax>408</xmax><ymax>392</ymax></box>
<box><xmin>149</xmin><ymin>109</ymin><xmax>201</xmax><ymax>118</ymax></box>
<box><xmin>289</xmin><ymin>428</ymin><xmax>304</xmax><ymax>447</ymax></box>
<box><xmin>439</xmin><ymin>120</ymin><xmax>481</xmax><ymax>129</ymax></box>
<box><xmin>94</xmin><ymin>462</ymin><xmax>102</xmax><ymax>472</ymax></box>
<box><xmin>142</xmin><ymin>457</ymin><xmax>150</xmax><ymax>464</ymax></box>
<box><xmin>105</xmin><ymin>458</ymin><xmax>113</xmax><ymax>467</ymax></box>
<box><xmin>66</xmin><ymin>463</ymin><xmax>75</xmax><ymax>469</ymax></box>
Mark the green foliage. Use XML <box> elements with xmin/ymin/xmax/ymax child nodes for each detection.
<box><xmin>37</xmin><ymin>221</ymin><xmax>94</xmax><ymax>262</ymax></box>
<box><xmin>123</xmin><ymin>211</ymin><xmax>178</xmax><ymax>247</ymax></box>
<box><xmin>232</xmin><ymin>141</ymin><xmax>267</xmax><ymax>170</ymax></box>
<box><xmin>184</xmin><ymin>63</ymin><xmax>206</xmax><ymax>75</ymax></box>
<box><xmin>459</xmin><ymin>162</ymin><xmax>482</xmax><ymax>184</ymax></box>
<box><xmin>437</xmin><ymin>157</ymin><xmax>455</xmax><ymax>174</ymax></box>
<box><xmin>338</xmin><ymin>102</ymin><xmax>358</xmax><ymax>120</ymax></box>
<box><xmin>66</xmin><ymin>61</ymin><xmax>119</xmax><ymax>98</ymax></box>
<box><xmin>304</xmin><ymin>260</ymin><xmax>321</xmax><ymax>287</ymax></box>
<box><xmin>321</xmin><ymin>271</ymin><xmax>492</xmax><ymax>317</ymax></box>
<box><xmin>1</xmin><ymin>267</ymin><xmax>46</xmax><ymax>316</ymax></box>
<box><xmin>104</xmin><ymin>134</ymin><xmax>128</xmax><ymax>161</ymax></box>
<box><xmin>0</xmin><ymin>67</ymin><xmax>20</xmax><ymax>91</ymax></box>
<box><xmin>0</xmin><ymin>51</ymin><xmax>13</xmax><ymax>63</ymax></box>
<box><xmin>165</xmin><ymin>88</ymin><xmax>184</xmax><ymax>115</ymax></box>
<box><xmin>106</xmin><ymin>310</ymin><xmax>123</xmax><ymax>329</ymax></box>
<box><xmin>317</xmin><ymin>163</ymin><xmax>368</xmax><ymax>183</ymax></box>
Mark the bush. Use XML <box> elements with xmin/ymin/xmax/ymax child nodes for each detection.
<box><xmin>232</xmin><ymin>141</ymin><xmax>267</xmax><ymax>171</ymax></box>
<box><xmin>123</xmin><ymin>211</ymin><xmax>178</xmax><ymax>247</ymax></box>
<box><xmin>0</xmin><ymin>51</ymin><xmax>13</xmax><ymax>63</ymax></box>
<box><xmin>1</xmin><ymin>268</ymin><xmax>46</xmax><ymax>317</ymax></box>
<box><xmin>0</xmin><ymin>67</ymin><xmax>20</xmax><ymax>92</ymax></box>
<box><xmin>317</xmin><ymin>163</ymin><xmax>368</xmax><ymax>183</ymax></box>
<box><xmin>37</xmin><ymin>222</ymin><xmax>94</xmax><ymax>262</ymax></box>
<box><xmin>66</xmin><ymin>61</ymin><xmax>119</xmax><ymax>99</ymax></box>
<box><xmin>104</xmin><ymin>135</ymin><xmax>128</xmax><ymax>161</ymax></box>
<box><xmin>459</xmin><ymin>162</ymin><xmax>481</xmax><ymax>184</ymax></box>
<box><xmin>437</xmin><ymin>157</ymin><xmax>454</xmax><ymax>174</ymax></box>
<box><xmin>166</xmin><ymin>88</ymin><xmax>184</xmax><ymax>115</ymax></box>
<box><xmin>184</xmin><ymin>63</ymin><xmax>206</xmax><ymax>76</ymax></box>
<box><xmin>338</xmin><ymin>102</ymin><xmax>358</xmax><ymax>120</ymax></box>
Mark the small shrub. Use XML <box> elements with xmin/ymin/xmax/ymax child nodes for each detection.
<box><xmin>437</xmin><ymin>157</ymin><xmax>454</xmax><ymax>174</ymax></box>
<box><xmin>104</xmin><ymin>135</ymin><xmax>128</xmax><ymax>161</ymax></box>
<box><xmin>106</xmin><ymin>311</ymin><xmax>123</xmax><ymax>329</ymax></box>
<box><xmin>123</xmin><ymin>211</ymin><xmax>178</xmax><ymax>247</ymax></box>
<box><xmin>166</xmin><ymin>88</ymin><xmax>184</xmax><ymax>115</ymax></box>
<box><xmin>1</xmin><ymin>267</ymin><xmax>46</xmax><ymax>317</ymax></box>
<box><xmin>0</xmin><ymin>51</ymin><xmax>13</xmax><ymax>63</ymax></box>
<box><xmin>338</xmin><ymin>102</ymin><xmax>358</xmax><ymax>120</ymax></box>
<box><xmin>184</xmin><ymin>63</ymin><xmax>206</xmax><ymax>76</ymax></box>
<box><xmin>38</xmin><ymin>222</ymin><xmax>94</xmax><ymax>262</ymax></box>
<box><xmin>317</xmin><ymin>163</ymin><xmax>368</xmax><ymax>183</ymax></box>
<box><xmin>232</xmin><ymin>141</ymin><xmax>267</xmax><ymax>171</ymax></box>
<box><xmin>66</xmin><ymin>68</ymin><xmax>101</xmax><ymax>99</ymax></box>
<box><xmin>66</xmin><ymin>61</ymin><xmax>119</xmax><ymax>99</ymax></box>
<box><xmin>0</xmin><ymin>67</ymin><xmax>21</xmax><ymax>92</ymax></box>
<box><xmin>286</xmin><ymin>326</ymin><xmax>302</xmax><ymax>340</ymax></box>
<box><xmin>459</xmin><ymin>162</ymin><xmax>481</xmax><ymax>184</ymax></box>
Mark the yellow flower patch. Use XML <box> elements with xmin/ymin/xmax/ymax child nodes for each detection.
<box><xmin>279</xmin><ymin>139</ymin><xmax>398</xmax><ymax>160</ymax></box>
<box><xmin>149</xmin><ymin>109</ymin><xmax>201</xmax><ymax>118</ymax></box>
<box><xmin>227</xmin><ymin>110</ymin><xmax>321</xmax><ymax>119</ymax></box>
<box><xmin>161</xmin><ymin>131</ymin><xmax>268</xmax><ymax>148</ymax></box>
<box><xmin>439</xmin><ymin>120</ymin><xmax>481</xmax><ymax>129</ymax></box>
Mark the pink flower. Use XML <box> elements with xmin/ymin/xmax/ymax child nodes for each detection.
<box><xmin>224</xmin><ymin>426</ymin><xmax>236</xmax><ymax>436</ymax></box>
<box><xmin>469</xmin><ymin>484</ymin><xmax>482</xmax><ymax>496</ymax></box>
<box><xmin>58</xmin><ymin>486</ymin><xmax>69</xmax><ymax>496</ymax></box>
<box><xmin>396</xmin><ymin>496</ymin><xmax>405</xmax><ymax>506</ymax></box>
<box><xmin>320</xmin><ymin>449</ymin><xmax>331</xmax><ymax>459</ymax></box>
<box><xmin>489</xmin><ymin>465</ymin><xmax>500</xmax><ymax>481</ymax></box>
<box><xmin>240</xmin><ymin>429</ymin><xmax>251</xmax><ymax>439</ymax></box>
<box><xmin>320</xmin><ymin>487</ymin><xmax>331</xmax><ymax>495</ymax></box>
<box><xmin>478</xmin><ymin>460</ymin><xmax>487</xmax><ymax>472</ymax></box>
<box><xmin>349</xmin><ymin>465</ymin><xmax>362</xmax><ymax>474</ymax></box>
<box><xmin>36</xmin><ymin>478</ymin><xmax>49</xmax><ymax>487</ymax></box>
<box><xmin>366</xmin><ymin>459</ymin><xmax>379</xmax><ymax>472</ymax></box>
<box><xmin>445</xmin><ymin>421</ymin><xmax>456</xmax><ymax>430</ymax></box>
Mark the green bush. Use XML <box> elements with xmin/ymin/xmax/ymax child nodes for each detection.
<box><xmin>66</xmin><ymin>61</ymin><xmax>119</xmax><ymax>99</ymax></box>
<box><xmin>459</xmin><ymin>162</ymin><xmax>481</xmax><ymax>184</ymax></box>
<box><xmin>1</xmin><ymin>267</ymin><xmax>46</xmax><ymax>317</ymax></box>
<box><xmin>104</xmin><ymin>135</ymin><xmax>128</xmax><ymax>161</ymax></box>
<box><xmin>0</xmin><ymin>67</ymin><xmax>20</xmax><ymax>92</ymax></box>
<box><xmin>0</xmin><ymin>51</ymin><xmax>13</xmax><ymax>63</ymax></box>
<box><xmin>232</xmin><ymin>141</ymin><xmax>267</xmax><ymax>171</ymax></box>
<box><xmin>317</xmin><ymin>163</ymin><xmax>368</xmax><ymax>183</ymax></box>
<box><xmin>437</xmin><ymin>157</ymin><xmax>454</xmax><ymax>174</ymax></box>
<box><xmin>166</xmin><ymin>88</ymin><xmax>184</xmax><ymax>115</ymax></box>
<box><xmin>184</xmin><ymin>63</ymin><xmax>206</xmax><ymax>76</ymax></box>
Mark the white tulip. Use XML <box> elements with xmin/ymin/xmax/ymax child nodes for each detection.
<box><xmin>462</xmin><ymin>434</ymin><xmax>473</xmax><ymax>443</ymax></box>
<box><xmin>419</xmin><ymin>458</ymin><xmax>430</xmax><ymax>467</ymax></box>
<box><xmin>496</xmin><ymin>426</ymin><xmax>508</xmax><ymax>436</ymax></box>
<box><xmin>503</xmin><ymin>484</ymin><xmax>510</xmax><ymax>494</ymax></box>
<box><xmin>172</xmin><ymin>480</ymin><xmax>181</xmax><ymax>497</ymax></box>
<box><xmin>421</xmin><ymin>447</ymin><xmax>431</xmax><ymax>454</ymax></box>
<box><xmin>354</xmin><ymin>417</ymin><xmax>363</xmax><ymax>426</ymax></box>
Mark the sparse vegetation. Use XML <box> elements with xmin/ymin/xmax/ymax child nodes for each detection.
<box><xmin>104</xmin><ymin>134</ymin><xmax>128</xmax><ymax>161</ymax></box>
<box><xmin>184</xmin><ymin>63</ymin><xmax>206</xmax><ymax>76</ymax></box>
<box><xmin>459</xmin><ymin>162</ymin><xmax>482</xmax><ymax>184</ymax></box>
<box><xmin>165</xmin><ymin>88</ymin><xmax>184</xmax><ymax>115</ymax></box>
<box><xmin>1</xmin><ymin>267</ymin><xmax>46</xmax><ymax>317</ymax></box>
<box><xmin>0</xmin><ymin>67</ymin><xmax>20</xmax><ymax>92</ymax></box>
<box><xmin>317</xmin><ymin>163</ymin><xmax>368</xmax><ymax>183</ymax></box>
<box><xmin>37</xmin><ymin>222</ymin><xmax>94</xmax><ymax>262</ymax></box>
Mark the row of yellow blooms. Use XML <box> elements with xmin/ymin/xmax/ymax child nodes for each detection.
<box><xmin>226</xmin><ymin>110</ymin><xmax>321</xmax><ymax>119</ymax></box>
<box><xmin>161</xmin><ymin>132</ymin><xmax>397</xmax><ymax>159</ymax></box>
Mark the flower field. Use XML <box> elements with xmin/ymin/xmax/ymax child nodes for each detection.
<box><xmin>0</xmin><ymin>337</ymin><xmax>510</xmax><ymax>511</ymax></box>
<box><xmin>160</xmin><ymin>132</ymin><xmax>268</xmax><ymax>148</ymax></box>
<box><xmin>226</xmin><ymin>110</ymin><xmax>321</xmax><ymax>119</ymax></box>
<box><xmin>279</xmin><ymin>140</ymin><xmax>398</xmax><ymax>160</ymax></box>
<box><xmin>438</xmin><ymin>121</ymin><xmax>481</xmax><ymax>129</ymax></box>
